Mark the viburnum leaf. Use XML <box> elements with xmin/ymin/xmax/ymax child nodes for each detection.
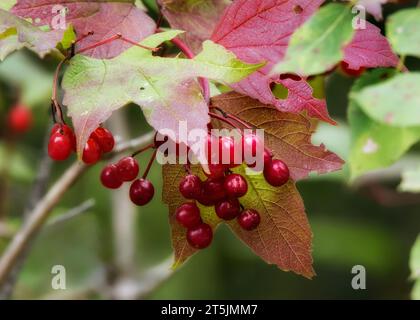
<box><xmin>272</xmin><ymin>3</ymin><xmax>354</xmax><ymax>76</ymax></box>
<box><xmin>343</xmin><ymin>23</ymin><xmax>399</xmax><ymax>71</ymax></box>
<box><xmin>0</xmin><ymin>8</ymin><xmax>67</xmax><ymax>60</ymax></box>
<box><xmin>162</xmin><ymin>164</ymin><xmax>315</xmax><ymax>278</ymax></box>
<box><xmin>387</xmin><ymin>8</ymin><xmax>420</xmax><ymax>58</ymax></box>
<box><xmin>62</xmin><ymin>31</ymin><xmax>263</xmax><ymax>155</ymax></box>
<box><xmin>11</xmin><ymin>0</ymin><xmax>156</xmax><ymax>59</ymax></box>
<box><xmin>158</xmin><ymin>0</ymin><xmax>229</xmax><ymax>54</ymax></box>
<box><xmin>352</xmin><ymin>73</ymin><xmax>420</xmax><ymax>127</ymax></box>
<box><xmin>211</xmin><ymin>92</ymin><xmax>344</xmax><ymax>180</ymax></box>
<box><xmin>211</xmin><ymin>0</ymin><xmax>336</xmax><ymax>124</ymax></box>
<box><xmin>348</xmin><ymin>69</ymin><xmax>420</xmax><ymax>179</ymax></box>
<box><xmin>0</xmin><ymin>1</ymin><xmax>16</xmax><ymax>10</ymax></box>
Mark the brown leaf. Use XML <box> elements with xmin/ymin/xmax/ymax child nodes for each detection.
<box><xmin>211</xmin><ymin>92</ymin><xmax>344</xmax><ymax>180</ymax></box>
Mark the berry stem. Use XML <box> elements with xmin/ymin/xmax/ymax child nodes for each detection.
<box><xmin>73</xmin><ymin>31</ymin><xmax>94</xmax><ymax>45</ymax></box>
<box><xmin>209</xmin><ymin>106</ymin><xmax>253</xmax><ymax>129</ymax></box>
<box><xmin>208</xmin><ymin>112</ymin><xmax>242</xmax><ymax>131</ymax></box>
<box><xmin>142</xmin><ymin>149</ymin><xmax>158</xmax><ymax>179</ymax></box>
<box><xmin>184</xmin><ymin>164</ymin><xmax>192</xmax><ymax>175</ymax></box>
<box><xmin>51</xmin><ymin>57</ymin><xmax>69</xmax><ymax>125</ymax></box>
<box><xmin>131</xmin><ymin>143</ymin><xmax>155</xmax><ymax>157</ymax></box>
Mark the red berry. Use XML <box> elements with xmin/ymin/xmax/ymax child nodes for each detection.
<box><xmin>237</xmin><ymin>209</ymin><xmax>261</xmax><ymax>231</ymax></box>
<box><xmin>187</xmin><ymin>223</ymin><xmax>213</xmax><ymax>249</ymax></box>
<box><xmin>82</xmin><ymin>138</ymin><xmax>102</xmax><ymax>165</ymax></box>
<box><xmin>242</xmin><ymin>134</ymin><xmax>263</xmax><ymax>158</ymax></box>
<box><xmin>116</xmin><ymin>157</ymin><xmax>139</xmax><ymax>182</ymax></box>
<box><xmin>48</xmin><ymin>132</ymin><xmax>73</xmax><ymax>161</ymax></box>
<box><xmin>196</xmin><ymin>191</ymin><xmax>216</xmax><ymax>207</ymax></box>
<box><xmin>175</xmin><ymin>203</ymin><xmax>202</xmax><ymax>229</ymax></box>
<box><xmin>263</xmin><ymin>159</ymin><xmax>290</xmax><ymax>187</ymax></box>
<box><xmin>219</xmin><ymin>136</ymin><xmax>239</xmax><ymax>167</ymax></box>
<box><xmin>179</xmin><ymin>174</ymin><xmax>202</xmax><ymax>199</ymax></box>
<box><xmin>51</xmin><ymin>124</ymin><xmax>76</xmax><ymax>151</ymax></box>
<box><xmin>7</xmin><ymin>104</ymin><xmax>33</xmax><ymax>134</ymax></box>
<box><xmin>215</xmin><ymin>198</ymin><xmax>241</xmax><ymax>220</ymax></box>
<box><xmin>202</xmin><ymin>177</ymin><xmax>226</xmax><ymax>203</ymax></box>
<box><xmin>224</xmin><ymin>174</ymin><xmax>248</xmax><ymax>198</ymax></box>
<box><xmin>91</xmin><ymin>127</ymin><xmax>115</xmax><ymax>153</ymax></box>
<box><xmin>100</xmin><ymin>164</ymin><xmax>123</xmax><ymax>189</ymax></box>
<box><xmin>340</xmin><ymin>61</ymin><xmax>365</xmax><ymax>77</ymax></box>
<box><xmin>203</xmin><ymin>163</ymin><xmax>225</xmax><ymax>179</ymax></box>
<box><xmin>130</xmin><ymin>178</ymin><xmax>155</xmax><ymax>206</ymax></box>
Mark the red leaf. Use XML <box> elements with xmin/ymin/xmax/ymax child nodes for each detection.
<box><xmin>158</xmin><ymin>0</ymin><xmax>229</xmax><ymax>54</ymax></box>
<box><xmin>210</xmin><ymin>0</ymin><xmax>335</xmax><ymax>124</ymax></box>
<box><xmin>12</xmin><ymin>1</ymin><xmax>156</xmax><ymax>58</ymax></box>
<box><xmin>343</xmin><ymin>22</ymin><xmax>399</xmax><ymax>71</ymax></box>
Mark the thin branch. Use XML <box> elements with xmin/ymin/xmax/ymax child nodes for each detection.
<box><xmin>46</xmin><ymin>199</ymin><xmax>95</xmax><ymax>228</ymax></box>
<box><xmin>0</xmin><ymin>132</ymin><xmax>155</xmax><ymax>288</ymax></box>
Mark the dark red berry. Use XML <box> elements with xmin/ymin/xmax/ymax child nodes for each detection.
<box><xmin>219</xmin><ymin>136</ymin><xmax>239</xmax><ymax>167</ymax></box>
<box><xmin>340</xmin><ymin>61</ymin><xmax>365</xmax><ymax>77</ymax></box>
<box><xmin>82</xmin><ymin>138</ymin><xmax>102</xmax><ymax>165</ymax></box>
<box><xmin>186</xmin><ymin>223</ymin><xmax>213</xmax><ymax>249</ymax></box>
<box><xmin>175</xmin><ymin>203</ymin><xmax>202</xmax><ymax>229</ymax></box>
<box><xmin>202</xmin><ymin>177</ymin><xmax>226</xmax><ymax>203</ymax></box>
<box><xmin>48</xmin><ymin>132</ymin><xmax>73</xmax><ymax>161</ymax></box>
<box><xmin>51</xmin><ymin>124</ymin><xmax>76</xmax><ymax>151</ymax></box>
<box><xmin>179</xmin><ymin>174</ymin><xmax>202</xmax><ymax>199</ymax></box>
<box><xmin>237</xmin><ymin>209</ymin><xmax>261</xmax><ymax>231</ymax></box>
<box><xmin>196</xmin><ymin>190</ymin><xmax>216</xmax><ymax>207</ymax></box>
<box><xmin>203</xmin><ymin>163</ymin><xmax>225</xmax><ymax>179</ymax></box>
<box><xmin>215</xmin><ymin>198</ymin><xmax>241</xmax><ymax>220</ymax></box>
<box><xmin>242</xmin><ymin>133</ymin><xmax>263</xmax><ymax>158</ymax></box>
<box><xmin>7</xmin><ymin>104</ymin><xmax>33</xmax><ymax>134</ymax></box>
<box><xmin>92</xmin><ymin>127</ymin><xmax>115</xmax><ymax>153</ymax></box>
<box><xmin>116</xmin><ymin>157</ymin><xmax>139</xmax><ymax>182</ymax></box>
<box><xmin>263</xmin><ymin>159</ymin><xmax>290</xmax><ymax>187</ymax></box>
<box><xmin>130</xmin><ymin>178</ymin><xmax>155</xmax><ymax>206</ymax></box>
<box><xmin>224</xmin><ymin>174</ymin><xmax>248</xmax><ymax>198</ymax></box>
<box><xmin>100</xmin><ymin>164</ymin><xmax>123</xmax><ymax>189</ymax></box>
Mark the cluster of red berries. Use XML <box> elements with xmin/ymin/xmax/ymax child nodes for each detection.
<box><xmin>48</xmin><ymin>124</ymin><xmax>115</xmax><ymax>164</ymax></box>
<box><xmin>6</xmin><ymin>103</ymin><xmax>33</xmax><ymax>134</ymax></box>
<box><xmin>100</xmin><ymin>156</ymin><xmax>155</xmax><ymax>206</ymax></box>
<box><xmin>174</xmin><ymin>133</ymin><xmax>290</xmax><ymax>250</ymax></box>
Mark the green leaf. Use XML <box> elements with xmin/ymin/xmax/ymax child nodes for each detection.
<box><xmin>0</xmin><ymin>1</ymin><xmax>16</xmax><ymax>11</ymax></box>
<box><xmin>272</xmin><ymin>3</ymin><xmax>354</xmax><ymax>76</ymax></box>
<box><xmin>352</xmin><ymin>73</ymin><xmax>420</xmax><ymax>127</ymax></box>
<box><xmin>410</xmin><ymin>235</ymin><xmax>420</xmax><ymax>300</ymax></box>
<box><xmin>399</xmin><ymin>166</ymin><xmax>420</xmax><ymax>193</ymax></box>
<box><xmin>387</xmin><ymin>8</ymin><xmax>420</xmax><ymax>58</ymax></box>
<box><xmin>0</xmin><ymin>9</ymin><xmax>65</xmax><ymax>60</ymax></box>
<box><xmin>62</xmin><ymin>31</ymin><xmax>262</xmax><ymax>155</ymax></box>
<box><xmin>348</xmin><ymin>69</ymin><xmax>420</xmax><ymax>179</ymax></box>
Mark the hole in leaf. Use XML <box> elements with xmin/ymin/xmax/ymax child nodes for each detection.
<box><xmin>307</xmin><ymin>75</ymin><xmax>325</xmax><ymax>99</ymax></box>
<box><xmin>270</xmin><ymin>82</ymin><xmax>289</xmax><ymax>99</ymax></box>
<box><xmin>280</xmin><ymin>73</ymin><xmax>302</xmax><ymax>81</ymax></box>
<box><xmin>293</xmin><ymin>5</ymin><xmax>303</xmax><ymax>14</ymax></box>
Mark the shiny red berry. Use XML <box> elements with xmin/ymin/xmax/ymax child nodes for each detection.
<box><xmin>179</xmin><ymin>174</ymin><xmax>202</xmax><ymax>199</ymax></box>
<box><xmin>100</xmin><ymin>164</ymin><xmax>123</xmax><ymax>189</ymax></box>
<box><xmin>51</xmin><ymin>124</ymin><xmax>77</xmax><ymax>151</ymax></box>
<box><xmin>202</xmin><ymin>177</ymin><xmax>226</xmax><ymax>203</ymax></box>
<box><xmin>215</xmin><ymin>198</ymin><xmax>241</xmax><ymax>220</ymax></box>
<box><xmin>242</xmin><ymin>134</ymin><xmax>263</xmax><ymax>158</ymax></box>
<box><xmin>237</xmin><ymin>209</ymin><xmax>261</xmax><ymax>231</ymax></box>
<box><xmin>116</xmin><ymin>157</ymin><xmax>139</xmax><ymax>182</ymax></box>
<box><xmin>48</xmin><ymin>132</ymin><xmax>73</xmax><ymax>161</ymax></box>
<box><xmin>7</xmin><ymin>104</ymin><xmax>33</xmax><ymax>134</ymax></box>
<box><xmin>187</xmin><ymin>223</ymin><xmax>213</xmax><ymax>249</ymax></box>
<box><xmin>203</xmin><ymin>163</ymin><xmax>225</xmax><ymax>179</ymax></box>
<box><xmin>224</xmin><ymin>174</ymin><xmax>248</xmax><ymax>198</ymax></box>
<box><xmin>92</xmin><ymin>127</ymin><xmax>115</xmax><ymax>153</ymax></box>
<box><xmin>219</xmin><ymin>136</ymin><xmax>239</xmax><ymax>167</ymax></box>
<box><xmin>130</xmin><ymin>178</ymin><xmax>155</xmax><ymax>206</ymax></box>
<box><xmin>175</xmin><ymin>203</ymin><xmax>202</xmax><ymax>229</ymax></box>
<box><xmin>263</xmin><ymin>159</ymin><xmax>290</xmax><ymax>187</ymax></box>
<box><xmin>82</xmin><ymin>138</ymin><xmax>102</xmax><ymax>165</ymax></box>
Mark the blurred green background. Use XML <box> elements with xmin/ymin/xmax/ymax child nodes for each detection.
<box><xmin>0</xmin><ymin>2</ymin><xmax>419</xmax><ymax>300</ymax></box>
